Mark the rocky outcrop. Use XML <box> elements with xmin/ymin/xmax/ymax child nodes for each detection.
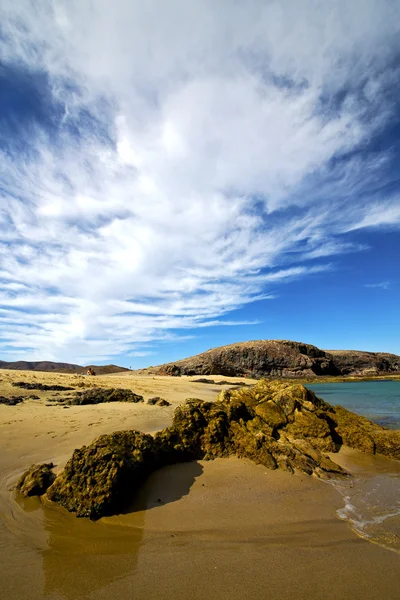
<box><xmin>141</xmin><ymin>340</ymin><xmax>400</xmax><ymax>379</ymax></box>
<box><xmin>19</xmin><ymin>381</ymin><xmax>398</xmax><ymax>520</ymax></box>
<box><xmin>333</xmin><ymin>405</ymin><xmax>400</xmax><ymax>459</ymax></box>
<box><xmin>0</xmin><ymin>395</ymin><xmax>24</xmax><ymax>406</ymax></box>
<box><xmin>147</xmin><ymin>397</ymin><xmax>171</xmax><ymax>406</ymax></box>
<box><xmin>16</xmin><ymin>463</ymin><xmax>56</xmax><ymax>497</ymax></box>
<box><xmin>191</xmin><ymin>379</ymin><xmax>248</xmax><ymax>386</ymax></box>
<box><xmin>327</xmin><ymin>350</ymin><xmax>400</xmax><ymax>376</ymax></box>
<box><xmin>12</xmin><ymin>382</ymin><xmax>74</xmax><ymax>391</ymax></box>
<box><xmin>144</xmin><ymin>340</ymin><xmax>340</xmax><ymax>378</ymax></box>
<box><xmin>67</xmin><ymin>388</ymin><xmax>144</xmax><ymax>405</ymax></box>
<box><xmin>46</xmin><ymin>432</ymin><xmax>156</xmax><ymax>517</ymax></box>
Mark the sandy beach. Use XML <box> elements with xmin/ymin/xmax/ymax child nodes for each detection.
<box><xmin>1</xmin><ymin>370</ymin><xmax>400</xmax><ymax>600</ymax></box>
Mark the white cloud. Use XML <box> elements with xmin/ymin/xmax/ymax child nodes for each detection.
<box><xmin>364</xmin><ymin>282</ymin><xmax>391</xmax><ymax>290</ymax></box>
<box><xmin>0</xmin><ymin>1</ymin><xmax>399</xmax><ymax>362</ymax></box>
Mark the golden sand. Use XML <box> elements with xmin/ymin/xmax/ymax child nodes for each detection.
<box><xmin>0</xmin><ymin>370</ymin><xmax>399</xmax><ymax>600</ymax></box>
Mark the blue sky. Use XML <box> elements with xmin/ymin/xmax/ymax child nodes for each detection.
<box><xmin>0</xmin><ymin>0</ymin><xmax>399</xmax><ymax>367</ymax></box>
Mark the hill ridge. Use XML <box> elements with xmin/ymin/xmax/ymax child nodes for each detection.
<box><xmin>0</xmin><ymin>360</ymin><xmax>129</xmax><ymax>375</ymax></box>
<box><xmin>140</xmin><ymin>339</ymin><xmax>400</xmax><ymax>378</ymax></box>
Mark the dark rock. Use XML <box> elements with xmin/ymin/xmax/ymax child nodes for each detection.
<box><xmin>12</xmin><ymin>382</ymin><xmax>74</xmax><ymax>391</ymax></box>
<box><xmin>191</xmin><ymin>379</ymin><xmax>249</xmax><ymax>386</ymax></box>
<box><xmin>47</xmin><ymin>432</ymin><xmax>158</xmax><ymax>518</ymax></box>
<box><xmin>157</xmin><ymin>399</ymin><xmax>171</xmax><ymax>407</ymax></box>
<box><xmin>16</xmin><ymin>463</ymin><xmax>55</xmax><ymax>496</ymax></box>
<box><xmin>147</xmin><ymin>396</ymin><xmax>161</xmax><ymax>405</ymax></box>
<box><xmin>160</xmin><ymin>364</ymin><xmax>181</xmax><ymax>376</ymax></box>
<box><xmin>67</xmin><ymin>388</ymin><xmax>144</xmax><ymax>405</ymax></box>
<box><xmin>0</xmin><ymin>395</ymin><xmax>24</xmax><ymax>406</ymax></box>
<box><xmin>147</xmin><ymin>397</ymin><xmax>171</xmax><ymax>407</ymax></box>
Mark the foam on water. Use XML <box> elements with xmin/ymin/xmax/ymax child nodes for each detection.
<box><xmin>306</xmin><ymin>381</ymin><xmax>400</xmax><ymax>551</ymax></box>
<box><xmin>328</xmin><ymin>471</ymin><xmax>400</xmax><ymax>553</ymax></box>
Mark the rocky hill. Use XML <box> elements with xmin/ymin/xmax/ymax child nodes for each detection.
<box><xmin>325</xmin><ymin>350</ymin><xmax>400</xmax><ymax>376</ymax></box>
<box><xmin>141</xmin><ymin>340</ymin><xmax>400</xmax><ymax>379</ymax></box>
<box><xmin>0</xmin><ymin>360</ymin><xmax>129</xmax><ymax>375</ymax></box>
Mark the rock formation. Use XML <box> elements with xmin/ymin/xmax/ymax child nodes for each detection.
<box><xmin>0</xmin><ymin>395</ymin><xmax>24</xmax><ymax>406</ymax></box>
<box><xmin>147</xmin><ymin>397</ymin><xmax>171</xmax><ymax>406</ymax></box>
<box><xmin>326</xmin><ymin>349</ymin><xmax>400</xmax><ymax>376</ymax></box>
<box><xmin>16</xmin><ymin>381</ymin><xmax>400</xmax><ymax>519</ymax></box>
<box><xmin>12</xmin><ymin>382</ymin><xmax>74</xmax><ymax>391</ymax></box>
<box><xmin>16</xmin><ymin>463</ymin><xmax>56</xmax><ymax>496</ymax></box>
<box><xmin>67</xmin><ymin>388</ymin><xmax>144</xmax><ymax>405</ymax></box>
<box><xmin>140</xmin><ymin>340</ymin><xmax>400</xmax><ymax>378</ymax></box>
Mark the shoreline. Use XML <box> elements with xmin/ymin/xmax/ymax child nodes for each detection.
<box><xmin>2</xmin><ymin>457</ymin><xmax>400</xmax><ymax>600</ymax></box>
<box><xmin>1</xmin><ymin>370</ymin><xmax>400</xmax><ymax>599</ymax></box>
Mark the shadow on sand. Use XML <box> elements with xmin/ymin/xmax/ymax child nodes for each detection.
<box><xmin>126</xmin><ymin>460</ymin><xmax>204</xmax><ymax>513</ymax></box>
<box><xmin>40</xmin><ymin>461</ymin><xmax>203</xmax><ymax>599</ymax></box>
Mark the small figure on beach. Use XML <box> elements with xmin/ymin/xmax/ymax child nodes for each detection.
<box><xmin>86</xmin><ymin>368</ymin><xmax>96</xmax><ymax>376</ymax></box>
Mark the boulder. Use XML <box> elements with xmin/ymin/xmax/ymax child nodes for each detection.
<box><xmin>0</xmin><ymin>396</ymin><xmax>24</xmax><ymax>406</ymax></box>
<box><xmin>147</xmin><ymin>397</ymin><xmax>171</xmax><ymax>407</ymax></box>
<box><xmin>47</xmin><ymin>432</ymin><xmax>157</xmax><ymax>518</ymax></box>
<box><xmin>68</xmin><ymin>388</ymin><xmax>144</xmax><ymax>405</ymax></box>
<box><xmin>16</xmin><ymin>463</ymin><xmax>55</xmax><ymax>496</ymax></box>
<box><xmin>333</xmin><ymin>405</ymin><xmax>400</xmax><ymax>459</ymax></box>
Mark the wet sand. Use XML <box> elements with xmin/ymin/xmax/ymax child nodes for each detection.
<box><xmin>1</xmin><ymin>371</ymin><xmax>400</xmax><ymax>599</ymax></box>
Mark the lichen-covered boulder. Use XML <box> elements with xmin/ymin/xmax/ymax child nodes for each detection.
<box><xmin>68</xmin><ymin>388</ymin><xmax>144</xmax><ymax>405</ymax></box>
<box><xmin>222</xmin><ymin>380</ymin><xmax>400</xmax><ymax>459</ymax></box>
<box><xmin>16</xmin><ymin>463</ymin><xmax>55</xmax><ymax>496</ymax></box>
<box><xmin>147</xmin><ymin>397</ymin><xmax>171</xmax><ymax>406</ymax></box>
<box><xmin>0</xmin><ymin>396</ymin><xmax>24</xmax><ymax>406</ymax></box>
<box><xmin>333</xmin><ymin>405</ymin><xmax>400</xmax><ymax>459</ymax></box>
<box><xmin>47</xmin><ymin>431</ymin><xmax>157</xmax><ymax>519</ymax></box>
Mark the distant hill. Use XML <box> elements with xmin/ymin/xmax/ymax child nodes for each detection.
<box><xmin>139</xmin><ymin>340</ymin><xmax>400</xmax><ymax>379</ymax></box>
<box><xmin>325</xmin><ymin>350</ymin><xmax>400</xmax><ymax>376</ymax></box>
<box><xmin>0</xmin><ymin>360</ymin><xmax>129</xmax><ymax>375</ymax></box>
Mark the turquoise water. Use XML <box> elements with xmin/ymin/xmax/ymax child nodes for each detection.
<box><xmin>307</xmin><ymin>381</ymin><xmax>400</xmax><ymax>552</ymax></box>
<box><xmin>307</xmin><ymin>381</ymin><xmax>400</xmax><ymax>429</ymax></box>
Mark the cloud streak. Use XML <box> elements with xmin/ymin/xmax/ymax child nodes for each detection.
<box><xmin>364</xmin><ymin>282</ymin><xmax>391</xmax><ymax>290</ymax></box>
<box><xmin>0</xmin><ymin>1</ymin><xmax>399</xmax><ymax>362</ymax></box>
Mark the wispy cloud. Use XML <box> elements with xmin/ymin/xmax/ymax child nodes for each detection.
<box><xmin>0</xmin><ymin>1</ymin><xmax>399</xmax><ymax>361</ymax></box>
<box><xmin>364</xmin><ymin>282</ymin><xmax>391</xmax><ymax>290</ymax></box>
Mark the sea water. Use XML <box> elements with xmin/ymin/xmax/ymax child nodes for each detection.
<box><xmin>307</xmin><ymin>380</ymin><xmax>400</xmax><ymax>429</ymax></box>
<box><xmin>307</xmin><ymin>381</ymin><xmax>400</xmax><ymax>553</ymax></box>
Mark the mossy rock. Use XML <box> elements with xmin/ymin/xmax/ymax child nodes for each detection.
<box><xmin>68</xmin><ymin>388</ymin><xmax>144</xmax><ymax>405</ymax></box>
<box><xmin>16</xmin><ymin>463</ymin><xmax>56</xmax><ymax>496</ymax></box>
<box><xmin>332</xmin><ymin>405</ymin><xmax>400</xmax><ymax>458</ymax></box>
<box><xmin>47</xmin><ymin>431</ymin><xmax>157</xmax><ymax>518</ymax></box>
<box><xmin>27</xmin><ymin>380</ymin><xmax>400</xmax><ymax>520</ymax></box>
<box><xmin>147</xmin><ymin>397</ymin><xmax>171</xmax><ymax>406</ymax></box>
